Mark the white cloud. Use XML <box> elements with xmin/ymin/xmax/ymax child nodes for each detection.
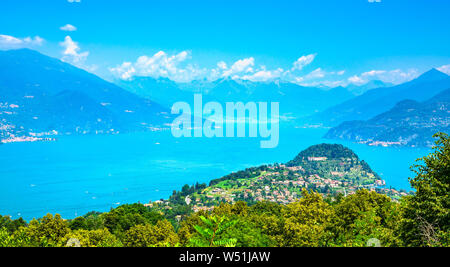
<box><xmin>304</xmin><ymin>68</ymin><xmax>326</xmax><ymax>80</ymax></box>
<box><xmin>60</xmin><ymin>24</ymin><xmax>77</xmax><ymax>32</ymax></box>
<box><xmin>60</xmin><ymin>36</ymin><xmax>89</xmax><ymax>66</ymax></box>
<box><xmin>217</xmin><ymin>61</ymin><xmax>227</xmax><ymax>70</ymax></box>
<box><xmin>437</xmin><ymin>64</ymin><xmax>450</xmax><ymax>75</ymax></box>
<box><xmin>108</xmin><ymin>50</ymin><xmax>426</xmax><ymax>88</ymax></box>
<box><xmin>109</xmin><ymin>51</ymin><xmax>351</xmax><ymax>84</ymax></box>
<box><xmin>0</xmin><ymin>35</ymin><xmax>22</xmax><ymax>45</ymax></box>
<box><xmin>0</xmin><ymin>34</ymin><xmax>44</xmax><ymax>49</ymax></box>
<box><xmin>348</xmin><ymin>69</ymin><xmax>419</xmax><ymax>85</ymax></box>
<box><xmin>110</xmin><ymin>62</ymin><xmax>136</xmax><ymax>80</ymax></box>
<box><xmin>110</xmin><ymin>50</ymin><xmax>208</xmax><ymax>83</ymax></box>
<box><xmin>240</xmin><ymin>67</ymin><xmax>284</xmax><ymax>82</ymax></box>
<box><xmin>291</xmin><ymin>67</ymin><xmax>348</xmax><ymax>86</ymax></box>
<box><xmin>298</xmin><ymin>80</ymin><xmax>347</xmax><ymax>88</ymax></box>
<box><xmin>361</xmin><ymin>70</ymin><xmax>386</xmax><ymax>77</ymax></box>
<box><xmin>67</xmin><ymin>0</ymin><xmax>81</xmax><ymax>2</ymax></box>
<box><xmin>348</xmin><ymin>75</ymin><xmax>366</xmax><ymax>85</ymax></box>
<box><xmin>112</xmin><ymin>51</ymin><xmax>425</xmax><ymax>87</ymax></box>
<box><xmin>292</xmin><ymin>54</ymin><xmax>316</xmax><ymax>71</ymax></box>
<box><xmin>222</xmin><ymin>57</ymin><xmax>255</xmax><ymax>77</ymax></box>
<box><xmin>346</xmin><ymin>70</ymin><xmax>387</xmax><ymax>85</ymax></box>
<box><xmin>298</xmin><ymin>68</ymin><xmax>420</xmax><ymax>88</ymax></box>
<box><xmin>222</xmin><ymin>54</ymin><xmax>317</xmax><ymax>82</ymax></box>
<box><xmin>368</xmin><ymin>0</ymin><xmax>381</xmax><ymax>3</ymax></box>
<box><xmin>109</xmin><ymin>53</ymin><xmax>294</xmax><ymax>83</ymax></box>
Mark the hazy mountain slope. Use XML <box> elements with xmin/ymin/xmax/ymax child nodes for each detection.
<box><xmin>119</xmin><ymin>77</ymin><xmax>356</xmax><ymax>120</ymax></box>
<box><xmin>310</xmin><ymin>69</ymin><xmax>450</xmax><ymax>127</ymax></box>
<box><xmin>346</xmin><ymin>80</ymin><xmax>393</xmax><ymax>95</ymax></box>
<box><xmin>0</xmin><ymin>49</ymin><xmax>171</xmax><ymax>141</ymax></box>
<box><xmin>117</xmin><ymin>77</ymin><xmax>197</xmax><ymax>108</ymax></box>
<box><xmin>324</xmin><ymin>88</ymin><xmax>450</xmax><ymax>147</ymax></box>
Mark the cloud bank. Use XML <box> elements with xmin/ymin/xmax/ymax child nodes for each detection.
<box><xmin>60</xmin><ymin>24</ymin><xmax>77</xmax><ymax>32</ymax></box>
<box><xmin>0</xmin><ymin>34</ymin><xmax>44</xmax><ymax>49</ymax></box>
<box><xmin>110</xmin><ymin>52</ymin><xmax>317</xmax><ymax>83</ymax></box>
<box><xmin>108</xmin><ymin>50</ymin><xmax>426</xmax><ymax>87</ymax></box>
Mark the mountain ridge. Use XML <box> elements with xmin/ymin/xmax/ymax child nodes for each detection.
<box><xmin>324</xmin><ymin>87</ymin><xmax>450</xmax><ymax>147</ymax></box>
<box><xmin>0</xmin><ymin>49</ymin><xmax>171</xmax><ymax>142</ymax></box>
<box><xmin>309</xmin><ymin>69</ymin><xmax>450</xmax><ymax>127</ymax></box>
<box><xmin>118</xmin><ymin>75</ymin><xmax>356</xmax><ymax>119</ymax></box>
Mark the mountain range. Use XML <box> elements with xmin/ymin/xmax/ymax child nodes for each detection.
<box><xmin>118</xmin><ymin>68</ymin><xmax>450</xmax><ymax>148</ymax></box>
<box><xmin>310</xmin><ymin>69</ymin><xmax>450</xmax><ymax>127</ymax></box>
<box><xmin>0</xmin><ymin>49</ymin><xmax>171</xmax><ymax>141</ymax></box>
<box><xmin>346</xmin><ymin>80</ymin><xmax>393</xmax><ymax>96</ymax></box>
<box><xmin>324</xmin><ymin>87</ymin><xmax>450</xmax><ymax>147</ymax></box>
<box><xmin>118</xmin><ymin>76</ymin><xmax>358</xmax><ymax>120</ymax></box>
<box><xmin>1</xmin><ymin>48</ymin><xmax>449</xmax><ymax>147</ymax></box>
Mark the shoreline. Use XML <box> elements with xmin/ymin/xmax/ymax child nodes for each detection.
<box><xmin>0</xmin><ymin>136</ymin><xmax>56</xmax><ymax>144</ymax></box>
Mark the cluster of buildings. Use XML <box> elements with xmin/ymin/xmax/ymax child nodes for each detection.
<box><xmin>362</xmin><ymin>140</ymin><xmax>403</xmax><ymax>147</ymax></box>
<box><xmin>177</xmin><ymin>165</ymin><xmax>398</xmax><ymax>209</ymax></box>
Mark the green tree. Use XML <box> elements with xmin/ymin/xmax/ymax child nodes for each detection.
<box><xmin>280</xmin><ymin>190</ymin><xmax>333</xmax><ymax>247</ymax></box>
<box><xmin>189</xmin><ymin>215</ymin><xmax>237</xmax><ymax>247</ymax></box>
<box><xmin>176</xmin><ymin>210</ymin><xmax>209</xmax><ymax>246</ymax></box>
<box><xmin>0</xmin><ymin>228</ymin><xmax>14</xmax><ymax>247</ymax></box>
<box><xmin>246</xmin><ymin>201</ymin><xmax>285</xmax><ymax>246</ymax></box>
<box><xmin>328</xmin><ymin>189</ymin><xmax>401</xmax><ymax>247</ymax></box>
<box><xmin>102</xmin><ymin>204</ymin><xmax>164</xmax><ymax>236</ymax></box>
<box><xmin>0</xmin><ymin>216</ymin><xmax>27</xmax><ymax>234</ymax></box>
<box><xmin>24</xmin><ymin>214</ymin><xmax>70</xmax><ymax>246</ymax></box>
<box><xmin>400</xmin><ymin>132</ymin><xmax>450</xmax><ymax>247</ymax></box>
<box><xmin>123</xmin><ymin>220</ymin><xmax>179</xmax><ymax>247</ymax></box>
<box><xmin>61</xmin><ymin>228</ymin><xmax>121</xmax><ymax>247</ymax></box>
<box><xmin>69</xmin><ymin>217</ymin><xmax>88</xmax><ymax>230</ymax></box>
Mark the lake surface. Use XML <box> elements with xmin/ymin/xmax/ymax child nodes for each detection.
<box><xmin>0</xmin><ymin>126</ymin><xmax>431</xmax><ymax>220</ymax></box>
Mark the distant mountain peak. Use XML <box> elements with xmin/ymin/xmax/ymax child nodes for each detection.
<box><xmin>413</xmin><ymin>68</ymin><xmax>449</xmax><ymax>83</ymax></box>
<box><xmin>345</xmin><ymin>79</ymin><xmax>391</xmax><ymax>95</ymax></box>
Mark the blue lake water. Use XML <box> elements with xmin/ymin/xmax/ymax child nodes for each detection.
<box><xmin>0</xmin><ymin>126</ymin><xmax>431</xmax><ymax>220</ymax></box>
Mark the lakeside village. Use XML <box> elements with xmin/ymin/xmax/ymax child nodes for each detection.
<box><xmin>0</xmin><ymin>101</ymin><xmax>56</xmax><ymax>143</ymax></box>
<box><xmin>0</xmin><ymin>124</ymin><xmax>170</xmax><ymax>144</ymax></box>
<box><xmin>0</xmin><ymin>102</ymin><xmax>171</xmax><ymax>144</ymax></box>
<box><xmin>143</xmin><ymin>155</ymin><xmax>410</xmax><ymax>214</ymax></box>
<box><xmin>0</xmin><ymin>122</ymin><xmax>57</xmax><ymax>144</ymax></box>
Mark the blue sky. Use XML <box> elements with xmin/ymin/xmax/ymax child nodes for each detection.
<box><xmin>1</xmin><ymin>0</ymin><xmax>450</xmax><ymax>86</ymax></box>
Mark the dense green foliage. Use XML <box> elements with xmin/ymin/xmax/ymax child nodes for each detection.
<box><xmin>286</xmin><ymin>144</ymin><xmax>380</xmax><ymax>181</ymax></box>
<box><xmin>209</xmin><ymin>166</ymin><xmax>269</xmax><ymax>186</ymax></box>
<box><xmin>0</xmin><ymin>135</ymin><xmax>448</xmax><ymax>247</ymax></box>
<box><xmin>400</xmin><ymin>132</ymin><xmax>450</xmax><ymax>246</ymax></box>
<box><xmin>189</xmin><ymin>215</ymin><xmax>238</xmax><ymax>247</ymax></box>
